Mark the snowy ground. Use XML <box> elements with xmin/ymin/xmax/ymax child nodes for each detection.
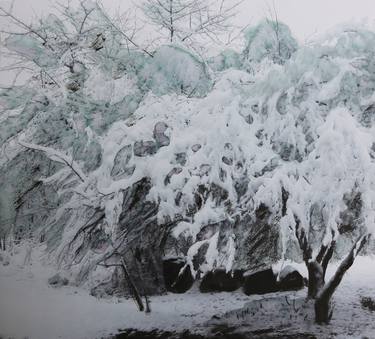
<box><xmin>0</xmin><ymin>244</ymin><xmax>375</xmax><ymax>339</ymax></box>
<box><xmin>0</xmin><ymin>244</ymin><xmax>249</xmax><ymax>339</ymax></box>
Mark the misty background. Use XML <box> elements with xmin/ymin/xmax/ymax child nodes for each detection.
<box><xmin>1</xmin><ymin>0</ymin><xmax>375</xmax><ymax>86</ymax></box>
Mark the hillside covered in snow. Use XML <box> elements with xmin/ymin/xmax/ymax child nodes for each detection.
<box><xmin>1</xmin><ymin>1</ymin><xmax>375</xmax><ymax>337</ymax></box>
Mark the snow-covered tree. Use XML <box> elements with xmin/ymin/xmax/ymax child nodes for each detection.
<box><xmin>141</xmin><ymin>0</ymin><xmax>242</xmax><ymax>47</ymax></box>
<box><xmin>0</xmin><ymin>0</ymin><xmax>151</xmax><ymax>88</ymax></box>
<box><xmin>242</xmin><ymin>19</ymin><xmax>298</xmax><ymax>69</ymax></box>
<box><xmin>2</xmin><ymin>0</ymin><xmax>375</xmax><ymax>327</ymax></box>
<box><xmin>270</xmin><ymin>107</ymin><xmax>375</xmax><ymax>323</ymax></box>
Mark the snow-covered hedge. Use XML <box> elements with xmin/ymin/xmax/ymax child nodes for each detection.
<box><xmin>2</xmin><ymin>11</ymin><xmax>375</xmax><ymax>294</ymax></box>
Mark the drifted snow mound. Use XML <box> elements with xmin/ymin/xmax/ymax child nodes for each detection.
<box><xmin>2</xmin><ymin>20</ymin><xmax>375</xmax><ymax>296</ymax></box>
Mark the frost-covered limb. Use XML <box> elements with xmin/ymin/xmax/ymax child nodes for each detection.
<box><xmin>318</xmin><ymin>234</ymin><xmax>370</xmax><ymax>302</ymax></box>
<box><xmin>78</xmin><ymin>2</ymin><xmax>95</xmax><ymax>34</ymax></box>
<box><xmin>294</xmin><ymin>201</ymin><xmax>371</xmax><ymax>322</ymax></box>
<box><xmin>95</xmin><ymin>246</ymin><xmax>146</xmax><ymax>312</ymax></box>
<box><xmin>265</xmin><ymin>1</ymin><xmax>282</xmax><ymax>59</ymax></box>
<box><xmin>320</xmin><ymin>236</ymin><xmax>336</xmax><ymax>278</ymax></box>
<box><xmin>0</xmin><ymin>4</ymin><xmax>53</xmax><ymax>51</ymax></box>
<box><xmin>18</xmin><ymin>141</ymin><xmax>87</xmax><ymax>183</ymax></box>
<box><xmin>69</xmin><ymin>209</ymin><xmax>105</xmax><ymax>258</ymax></box>
<box><xmin>0</xmin><ymin>49</ymin><xmax>60</xmax><ymax>87</ymax></box>
<box><xmin>141</xmin><ymin>0</ymin><xmax>242</xmax><ymax>47</ymax></box>
<box><xmin>30</xmin><ymin>58</ymin><xmax>61</xmax><ymax>87</ymax></box>
<box><xmin>293</xmin><ymin>213</ymin><xmax>312</xmax><ymax>264</ymax></box>
<box><xmin>95</xmin><ymin>1</ymin><xmax>154</xmax><ymax>57</ymax></box>
<box><xmin>293</xmin><ymin>213</ymin><xmax>329</xmax><ymax>299</ymax></box>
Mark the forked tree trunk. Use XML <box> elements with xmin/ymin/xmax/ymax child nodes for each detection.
<box><xmin>293</xmin><ymin>213</ymin><xmax>327</xmax><ymax>299</ymax></box>
<box><xmin>292</xmin><ymin>198</ymin><xmax>370</xmax><ymax>324</ymax></box>
<box><xmin>314</xmin><ymin>234</ymin><xmax>370</xmax><ymax>324</ymax></box>
<box><xmin>292</xmin><ymin>210</ymin><xmax>370</xmax><ymax>324</ymax></box>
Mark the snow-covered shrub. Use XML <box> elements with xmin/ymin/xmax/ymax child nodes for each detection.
<box><xmin>5</xmin><ymin>34</ymin><xmax>57</xmax><ymax>68</ymax></box>
<box><xmin>243</xmin><ymin>20</ymin><xmax>298</xmax><ymax>69</ymax></box>
<box><xmin>140</xmin><ymin>45</ymin><xmax>212</xmax><ymax>97</ymax></box>
<box><xmin>2</xmin><ymin>2</ymin><xmax>375</xmax><ymax>299</ymax></box>
<box><xmin>209</xmin><ymin>49</ymin><xmax>242</xmax><ymax>72</ymax></box>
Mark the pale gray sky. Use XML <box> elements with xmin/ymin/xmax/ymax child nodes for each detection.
<box><xmin>2</xmin><ymin>0</ymin><xmax>375</xmax><ymax>41</ymax></box>
<box><xmin>1</xmin><ymin>0</ymin><xmax>375</xmax><ymax>85</ymax></box>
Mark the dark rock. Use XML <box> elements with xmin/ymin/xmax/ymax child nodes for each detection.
<box><xmin>133</xmin><ymin>141</ymin><xmax>158</xmax><ymax>157</ymax></box>
<box><xmin>277</xmin><ymin>266</ymin><xmax>304</xmax><ymax>291</ymax></box>
<box><xmin>163</xmin><ymin>258</ymin><xmax>194</xmax><ymax>293</ymax></box>
<box><xmin>48</xmin><ymin>273</ymin><xmax>69</xmax><ymax>287</ymax></box>
<box><xmin>200</xmin><ymin>270</ymin><xmax>243</xmax><ymax>293</ymax></box>
<box><xmin>243</xmin><ymin>267</ymin><xmax>278</xmax><ymax>295</ymax></box>
<box><xmin>153</xmin><ymin>122</ymin><xmax>170</xmax><ymax>147</ymax></box>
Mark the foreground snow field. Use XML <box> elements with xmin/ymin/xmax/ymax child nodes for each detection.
<box><xmin>0</xmin><ymin>245</ymin><xmax>250</xmax><ymax>339</ymax></box>
<box><xmin>0</xmin><ymin>245</ymin><xmax>375</xmax><ymax>339</ymax></box>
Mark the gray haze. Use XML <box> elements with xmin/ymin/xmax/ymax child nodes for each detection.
<box><xmin>1</xmin><ymin>0</ymin><xmax>375</xmax><ymax>40</ymax></box>
<box><xmin>1</xmin><ymin>0</ymin><xmax>375</xmax><ymax>85</ymax></box>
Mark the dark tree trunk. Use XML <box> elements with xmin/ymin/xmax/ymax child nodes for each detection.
<box><xmin>307</xmin><ymin>261</ymin><xmax>324</xmax><ymax>299</ymax></box>
<box><xmin>120</xmin><ymin>257</ymin><xmax>144</xmax><ymax>312</ymax></box>
<box><xmin>292</xmin><ymin>199</ymin><xmax>370</xmax><ymax>325</ymax></box>
<box><xmin>314</xmin><ymin>234</ymin><xmax>370</xmax><ymax>324</ymax></box>
<box><xmin>0</xmin><ymin>235</ymin><xmax>5</xmax><ymax>251</ymax></box>
<box><xmin>315</xmin><ymin>297</ymin><xmax>331</xmax><ymax>324</ymax></box>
